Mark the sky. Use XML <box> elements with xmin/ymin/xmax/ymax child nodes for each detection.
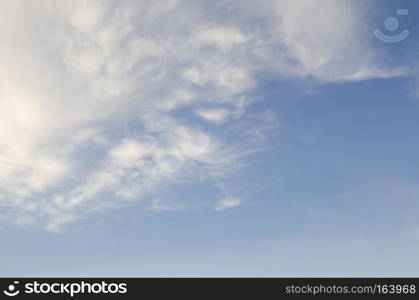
<box><xmin>1</xmin><ymin>0</ymin><xmax>419</xmax><ymax>277</ymax></box>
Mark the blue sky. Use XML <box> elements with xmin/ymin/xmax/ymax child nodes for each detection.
<box><xmin>1</xmin><ymin>0</ymin><xmax>419</xmax><ymax>276</ymax></box>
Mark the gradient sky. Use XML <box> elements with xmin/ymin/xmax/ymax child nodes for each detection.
<box><xmin>1</xmin><ymin>0</ymin><xmax>419</xmax><ymax>277</ymax></box>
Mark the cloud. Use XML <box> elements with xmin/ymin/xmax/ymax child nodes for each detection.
<box><xmin>0</xmin><ymin>0</ymin><xmax>410</xmax><ymax>231</ymax></box>
<box><xmin>269</xmin><ymin>0</ymin><xmax>411</xmax><ymax>82</ymax></box>
<box><xmin>195</xmin><ymin>108</ymin><xmax>230</xmax><ymax>123</ymax></box>
<box><xmin>215</xmin><ymin>196</ymin><xmax>241</xmax><ymax>211</ymax></box>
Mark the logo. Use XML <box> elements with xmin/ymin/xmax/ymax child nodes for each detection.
<box><xmin>2</xmin><ymin>281</ymin><xmax>127</xmax><ymax>297</ymax></box>
<box><xmin>3</xmin><ymin>281</ymin><xmax>20</xmax><ymax>297</ymax></box>
<box><xmin>374</xmin><ymin>9</ymin><xmax>410</xmax><ymax>43</ymax></box>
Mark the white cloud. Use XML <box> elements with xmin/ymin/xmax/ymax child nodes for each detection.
<box><xmin>196</xmin><ymin>108</ymin><xmax>230</xmax><ymax>123</ymax></box>
<box><xmin>268</xmin><ymin>0</ymin><xmax>410</xmax><ymax>82</ymax></box>
<box><xmin>0</xmin><ymin>0</ymin><xmax>411</xmax><ymax>231</ymax></box>
<box><xmin>215</xmin><ymin>196</ymin><xmax>241</xmax><ymax>211</ymax></box>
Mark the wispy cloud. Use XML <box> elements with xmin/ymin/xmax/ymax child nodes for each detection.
<box><xmin>215</xmin><ymin>196</ymin><xmax>241</xmax><ymax>211</ymax></box>
<box><xmin>195</xmin><ymin>108</ymin><xmax>230</xmax><ymax>123</ymax></box>
<box><xmin>0</xmin><ymin>0</ymin><xmax>410</xmax><ymax>231</ymax></box>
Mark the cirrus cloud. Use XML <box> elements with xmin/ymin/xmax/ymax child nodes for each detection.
<box><xmin>0</xmin><ymin>0</ymin><xmax>409</xmax><ymax>231</ymax></box>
